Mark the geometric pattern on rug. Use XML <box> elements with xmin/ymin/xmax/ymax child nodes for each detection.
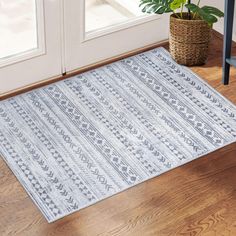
<box><xmin>1</xmin><ymin>48</ymin><xmax>236</xmax><ymax>222</ymax></box>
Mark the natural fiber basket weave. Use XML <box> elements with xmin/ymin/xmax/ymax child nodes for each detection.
<box><xmin>169</xmin><ymin>13</ymin><xmax>212</xmax><ymax>66</ymax></box>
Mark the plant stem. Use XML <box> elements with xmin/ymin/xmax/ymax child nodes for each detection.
<box><xmin>173</xmin><ymin>10</ymin><xmax>181</xmax><ymax>19</ymax></box>
<box><xmin>193</xmin><ymin>0</ymin><xmax>201</xmax><ymax>19</ymax></box>
<box><xmin>187</xmin><ymin>0</ymin><xmax>191</xmax><ymax>19</ymax></box>
<box><xmin>180</xmin><ymin>3</ymin><xmax>184</xmax><ymax>18</ymax></box>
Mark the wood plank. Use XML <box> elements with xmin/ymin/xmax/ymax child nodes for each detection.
<box><xmin>1</xmin><ymin>31</ymin><xmax>236</xmax><ymax>236</ymax></box>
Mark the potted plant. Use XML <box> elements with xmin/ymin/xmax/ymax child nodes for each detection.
<box><xmin>139</xmin><ymin>0</ymin><xmax>224</xmax><ymax>66</ymax></box>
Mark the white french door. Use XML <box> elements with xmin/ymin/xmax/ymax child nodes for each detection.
<box><xmin>64</xmin><ymin>0</ymin><xmax>169</xmax><ymax>72</ymax></box>
<box><xmin>0</xmin><ymin>0</ymin><xmax>168</xmax><ymax>95</ymax></box>
<box><xmin>0</xmin><ymin>0</ymin><xmax>63</xmax><ymax>94</ymax></box>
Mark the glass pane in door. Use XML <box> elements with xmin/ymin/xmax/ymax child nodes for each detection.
<box><xmin>0</xmin><ymin>0</ymin><xmax>38</xmax><ymax>61</ymax></box>
<box><xmin>86</xmin><ymin>0</ymin><xmax>144</xmax><ymax>32</ymax></box>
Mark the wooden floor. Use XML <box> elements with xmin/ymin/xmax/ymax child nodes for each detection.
<box><xmin>1</xmin><ymin>31</ymin><xmax>236</xmax><ymax>236</ymax></box>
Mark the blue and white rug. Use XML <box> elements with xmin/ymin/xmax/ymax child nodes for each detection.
<box><xmin>1</xmin><ymin>48</ymin><xmax>236</xmax><ymax>222</ymax></box>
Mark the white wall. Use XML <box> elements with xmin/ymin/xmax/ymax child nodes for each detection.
<box><xmin>204</xmin><ymin>0</ymin><xmax>236</xmax><ymax>40</ymax></box>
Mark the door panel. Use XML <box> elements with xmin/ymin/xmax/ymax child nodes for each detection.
<box><xmin>64</xmin><ymin>0</ymin><xmax>169</xmax><ymax>72</ymax></box>
<box><xmin>0</xmin><ymin>0</ymin><xmax>168</xmax><ymax>95</ymax></box>
<box><xmin>0</xmin><ymin>0</ymin><xmax>62</xmax><ymax>95</ymax></box>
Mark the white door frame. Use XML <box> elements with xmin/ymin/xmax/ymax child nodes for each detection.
<box><xmin>0</xmin><ymin>0</ymin><xmax>63</xmax><ymax>95</ymax></box>
<box><xmin>64</xmin><ymin>0</ymin><xmax>169</xmax><ymax>72</ymax></box>
<box><xmin>0</xmin><ymin>0</ymin><xmax>169</xmax><ymax>96</ymax></box>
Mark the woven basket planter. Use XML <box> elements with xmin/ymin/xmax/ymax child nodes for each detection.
<box><xmin>169</xmin><ymin>13</ymin><xmax>212</xmax><ymax>66</ymax></box>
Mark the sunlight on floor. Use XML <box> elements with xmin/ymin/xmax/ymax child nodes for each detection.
<box><xmin>86</xmin><ymin>0</ymin><xmax>143</xmax><ymax>32</ymax></box>
<box><xmin>0</xmin><ymin>0</ymin><xmax>37</xmax><ymax>60</ymax></box>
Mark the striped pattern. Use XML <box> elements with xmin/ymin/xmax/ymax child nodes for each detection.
<box><xmin>1</xmin><ymin>48</ymin><xmax>236</xmax><ymax>222</ymax></box>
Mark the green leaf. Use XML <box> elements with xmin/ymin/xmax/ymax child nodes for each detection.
<box><xmin>139</xmin><ymin>0</ymin><xmax>174</xmax><ymax>14</ymax></box>
<box><xmin>185</xmin><ymin>3</ymin><xmax>224</xmax><ymax>24</ymax></box>
<box><xmin>139</xmin><ymin>0</ymin><xmax>224</xmax><ymax>23</ymax></box>
<box><xmin>201</xmin><ymin>6</ymin><xmax>224</xmax><ymax>17</ymax></box>
<box><xmin>185</xmin><ymin>3</ymin><xmax>199</xmax><ymax>13</ymax></box>
<box><xmin>170</xmin><ymin>0</ymin><xmax>186</xmax><ymax>11</ymax></box>
<box><xmin>198</xmin><ymin>8</ymin><xmax>218</xmax><ymax>24</ymax></box>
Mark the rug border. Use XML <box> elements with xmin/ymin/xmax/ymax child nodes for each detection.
<box><xmin>0</xmin><ymin>153</ymin><xmax>52</xmax><ymax>222</ymax></box>
<box><xmin>1</xmin><ymin>47</ymin><xmax>236</xmax><ymax>223</ymax></box>
<box><xmin>3</xmin><ymin>139</ymin><xmax>234</xmax><ymax>223</ymax></box>
<box><xmin>158</xmin><ymin>47</ymin><xmax>236</xmax><ymax>110</ymax></box>
<box><xmin>51</xmin><ymin>139</ymin><xmax>236</xmax><ymax>223</ymax></box>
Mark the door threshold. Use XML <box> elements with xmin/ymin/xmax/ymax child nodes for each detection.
<box><xmin>0</xmin><ymin>39</ymin><xmax>168</xmax><ymax>101</ymax></box>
